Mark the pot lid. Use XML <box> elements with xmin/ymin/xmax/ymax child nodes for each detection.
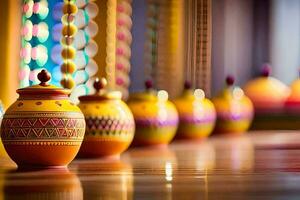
<box><xmin>214</xmin><ymin>75</ymin><xmax>246</xmax><ymax>100</ymax></box>
<box><xmin>17</xmin><ymin>69</ymin><xmax>71</xmax><ymax>97</ymax></box>
<box><xmin>79</xmin><ymin>78</ymin><xmax>122</xmax><ymax>101</ymax></box>
<box><xmin>243</xmin><ymin>64</ymin><xmax>290</xmax><ymax>103</ymax></box>
<box><xmin>128</xmin><ymin>80</ymin><xmax>158</xmax><ymax>101</ymax></box>
<box><xmin>128</xmin><ymin>80</ymin><xmax>170</xmax><ymax>102</ymax></box>
<box><xmin>178</xmin><ymin>81</ymin><xmax>206</xmax><ymax>100</ymax></box>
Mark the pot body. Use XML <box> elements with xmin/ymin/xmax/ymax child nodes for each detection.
<box><xmin>78</xmin><ymin>99</ymin><xmax>135</xmax><ymax>158</ymax></box>
<box><xmin>128</xmin><ymin>98</ymin><xmax>178</xmax><ymax>146</ymax></box>
<box><xmin>173</xmin><ymin>95</ymin><xmax>216</xmax><ymax>139</ymax></box>
<box><xmin>1</xmin><ymin>98</ymin><xmax>85</xmax><ymax>167</ymax></box>
<box><xmin>212</xmin><ymin>91</ymin><xmax>253</xmax><ymax>134</ymax></box>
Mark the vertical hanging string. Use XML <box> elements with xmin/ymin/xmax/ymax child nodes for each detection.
<box><xmin>106</xmin><ymin>0</ymin><xmax>117</xmax><ymax>90</ymax></box>
<box><xmin>115</xmin><ymin>0</ymin><xmax>133</xmax><ymax>99</ymax></box>
<box><xmin>192</xmin><ymin>0</ymin><xmax>198</xmax><ymax>87</ymax></box>
<box><xmin>144</xmin><ymin>1</ymin><xmax>159</xmax><ymax>84</ymax></box>
<box><xmin>185</xmin><ymin>0</ymin><xmax>191</xmax><ymax>84</ymax></box>
<box><xmin>61</xmin><ymin>0</ymin><xmax>77</xmax><ymax>90</ymax></box>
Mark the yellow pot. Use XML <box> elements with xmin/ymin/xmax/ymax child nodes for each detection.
<box><xmin>128</xmin><ymin>87</ymin><xmax>178</xmax><ymax>146</ymax></box>
<box><xmin>0</xmin><ymin>70</ymin><xmax>85</xmax><ymax>167</ymax></box>
<box><xmin>173</xmin><ymin>87</ymin><xmax>216</xmax><ymax>139</ymax></box>
<box><xmin>78</xmin><ymin>78</ymin><xmax>135</xmax><ymax>158</ymax></box>
<box><xmin>212</xmin><ymin>76</ymin><xmax>254</xmax><ymax>134</ymax></box>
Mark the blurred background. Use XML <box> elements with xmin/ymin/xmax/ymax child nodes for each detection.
<box><xmin>0</xmin><ymin>0</ymin><xmax>300</xmax><ymax>108</ymax></box>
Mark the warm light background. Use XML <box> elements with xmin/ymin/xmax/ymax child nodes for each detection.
<box><xmin>0</xmin><ymin>1</ymin><xmax>20</xmax><ymax>109</ymax></box>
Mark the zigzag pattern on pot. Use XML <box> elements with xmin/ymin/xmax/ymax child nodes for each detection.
<box><xmin>85</xmin><ymin>116</ymin><xmax>134</xmax><ymax>136</ymax></box>
<box><xmin>1</xmin><ymin>117</ymin><xmax>85</xmax><ymax>140</ymax></box>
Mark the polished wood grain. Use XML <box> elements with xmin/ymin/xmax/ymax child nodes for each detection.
<box><xmin>1</xmin><ymin>131</ymin><xmax>300</xmax><ymax>199</ymax></box>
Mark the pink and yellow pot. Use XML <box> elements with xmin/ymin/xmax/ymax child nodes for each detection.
<box><xmin>173</xmin><ymin>82</ymin><xmax>216</xmax><ymax>140</ymax></box>
<box><xmin>285</xmin><ymin>71</ymin><xmax>300</xmax><ymax>114</ymax></box>
<box><xmin>78</xmin><ymin>78</ymin><xmax>135</xmax><ymax>158</ymax></box>
<box><xmin>212</xmin><ymin>76</ymin><xmax>254</xmax><ymax>134</ymax></box>
<box><xmin>127</xmin><ymin>81</ymin><xmax>178</xmax><ymax>146</ymax></box>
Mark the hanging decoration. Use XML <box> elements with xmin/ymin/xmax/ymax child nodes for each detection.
<box><xmin>70</xmin><ymin>0</ymin><xmax>133</xmax><ymax>103</ymax></box>
<box><xmin>185</xmin><ymin>0</ymin><xmax>212</xmax><ymax>96</ymax></box>
<box><xmin>115</xmin><ymin>0</ymin><xmax>133</xmax><ymax>99</ymax></box>
<box><xmin>20</xmin><ymin>0</ymin><xmax>77</xmax><ymax>88</ymax></box>
<box><xmin>143</xmin><ymin>0</ymin><xmax>185</xmax><ymax>98</ymax></box>
<box><xmin>71</xmin><ymin>0</ymin><xmax>99</xmax><ymax>102</ymax></box>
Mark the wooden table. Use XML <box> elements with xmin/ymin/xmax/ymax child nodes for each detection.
<box><xmin>1</xmin><ymin>131</ymin><xmax>300</xmax><ymax>199</ymax></box>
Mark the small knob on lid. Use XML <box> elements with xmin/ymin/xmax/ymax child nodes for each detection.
<box><xmin>145</xmin><ymin>79</ymin><xmax>153</xmax><ymax>90</ymax></box>
<box><xmin>94</xmin><ymin>78</ymin><xmax>107</xmax><ymax>93</ymax></box>
<box><xmin>261</xmin><ymin>63</ymin><xmax>271</xmax><ymax>77</ymax></box>
<box><xmin>226</xmin><ymin>75</ymin><xmax>235</xmax><ymax>86</ymax></box>
<box><xmin>184</xmin><ymin>81</ymin><xmax>192</xmax><ymax>89</ymax></box>
<box><xmin>38</xmin><ymin>69</ymin><xmax>51</xmax><ymax>86</ymax></box>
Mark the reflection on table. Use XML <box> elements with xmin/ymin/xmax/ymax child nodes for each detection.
<box><xmin>0</xmin><ymin>131</ymin><xmax>300</xmax><ymax>199</ymax></box>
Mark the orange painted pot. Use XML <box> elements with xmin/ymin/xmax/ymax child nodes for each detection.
<box><xmin>77</xmin><ymin>78</ymin><xmax>135</xmax><ymax>158</ymax></box>
<box><xmin>0</xmin><ymin>70</ymin><xmax>85</xmax><ymax>167</ymax></box>
<box><xmin>127</xmin><ymin>81</ymin><xmax>178</xmax><ymax>146</ymax></box>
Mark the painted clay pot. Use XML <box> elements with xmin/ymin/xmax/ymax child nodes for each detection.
<box><xmin>0</xmin><ymin>70</ymin><xmax>85</xmax><ymax>167</ymax></box>
<box><xmin>212</xmin><ymin>76</ymin><xmax>254</xmax><ymax>134</ymax></box>
<box><xmin>285</xmin><ymin>71</ymin><xmax>300</xmax><ymax>114</ymax></box>
<box><xmin>173</xmin><ymin>82</ymin><xmax>216</xmax><ymax>140</ymax></box>
<box><xmin>78</xmin><ymin>78</ymin><xmax>135</xmax><ymax>158</ymax></box>
<box><xmin>243</xmin><ymin>64</ymin><xmax>290</xmax><ymax>114</ymax></box>
<box><xmin>127</xmin><ymin>81</ymin><xmax>178</xmax><ymax>146</ymax></box>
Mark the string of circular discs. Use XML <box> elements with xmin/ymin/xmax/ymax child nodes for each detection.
<box><xmin>60</xmin><ymin>0</ymin><xmax>78</xmax><ymax>89</ymax></box>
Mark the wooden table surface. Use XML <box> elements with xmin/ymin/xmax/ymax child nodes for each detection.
<box><xmin>1</xmin><ymin>131</ymin><xmax>300</xmax><ymax>199</ymax></box>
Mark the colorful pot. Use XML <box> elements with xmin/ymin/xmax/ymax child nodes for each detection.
<box><xmin>243</xmin><ymin>64</ymin><xmax>290</xmax><ymax>114</ymax></box>
<box><xmin>78</xmin><ymin>78</ymin><xmax>135</xmax><ymax>158</ymax></box>
<box><xmin>285</xmin><ymin>72</ymin><xmax>300</xmax><ymax>114</ymax></box>
<box><xmin>173</xmin><ymin>82</ymin><xmax>216</xmax><ymax>139</ymax></box>
<box><xmin>0</xmin><ymin>70</ymin><xmax>85</xmax><ymax>167</ymax></box>
<box><xmin>212</xmin><ymin>76</ymin><xmax>254</xmax><ymax>134</ymax></box>
<box><xmin>127</xmin><ymin>81</ymin><xmax>178</xmax><ymax>146</ymax></box>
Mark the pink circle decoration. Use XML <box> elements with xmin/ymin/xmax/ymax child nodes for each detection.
<box><xmin>116</xmin><ymin>48</ymin><xmax>124</xmax><ymax>56</ymax></box>
<box><xmin>116</xmin><ymin>77</ymin><xmax>124</xmax><ymax>86</ymax></box>
<box><xmin>19</xmin><ymin>69</ymin><xmax>27</xmax><ymax>80</ymax></box>
<box><xmin>21</xmin><ymin>27</ymin><xmax>29</xmax><ymax>36</ymax></box>
<box><xmin>23</xmin><ymin>4</ymin><xmax>29</xmax><ymax>13</ymax></box>
<box><xmin>116</xmin><ymin>63</ymin><xmax>124</xmax><ymax>70</ymax></box>
<box><xmin>33</xmin><ymin>3</ymin><xmax>40</xmax><ymax>13</ymax></box>
<box><xmin>117</xmin><ymin>19</ymin><xmax>125</xmax><ymax>26</ymax></box>
<box><xmin>117</xmin><ymin>32</ymin><xmax>126</xmax><ymax>41</ymax></box>
<box><xmin>20</xmin><ymin>48</ymin><xmax>28</xmax><ymax>58</ymax></box>
<box><xmin>32</xmin><ymin>25</ymin><xmax>39</xmax><ymax>36</ymax></box>
<box><xmin>31</xmin><ymin>48</ymin><xmax>37</xmax><ymax>59</ymax></box>
<box><xmin>117</xmin><ymin>5</ymin><xmax>125</xmax><ymax>13</ymax></box>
